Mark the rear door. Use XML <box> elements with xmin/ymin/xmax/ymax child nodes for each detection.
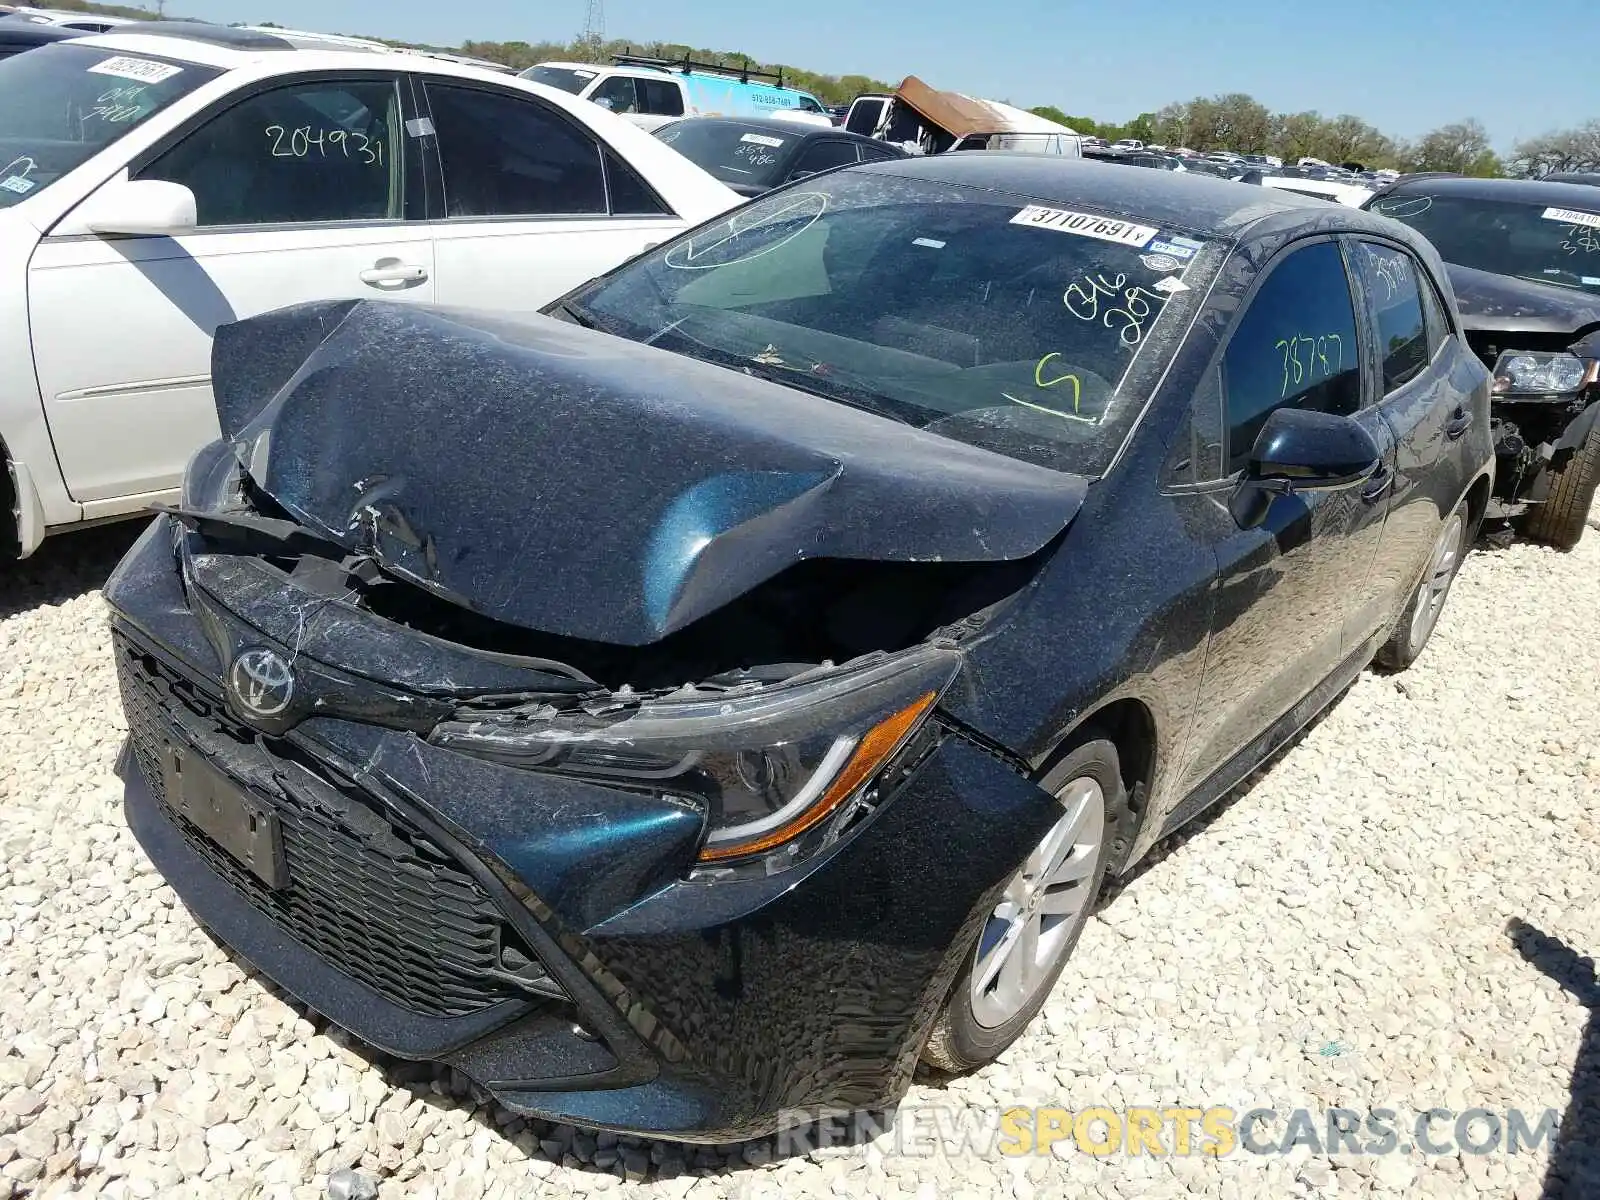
<box><xmin>417</xmin><ymin>77</ymin><xmax>683</xmax><ymax>312</ymax></box>
<box><xmin>1346</xmin><ymin>238</ymin><xmax>1471</xmax><ymax>634</ymax></box>
<box><xmin>28</xmin><ymin>71</ymin><xmax>432</xmax><ymax>506</ymax></box>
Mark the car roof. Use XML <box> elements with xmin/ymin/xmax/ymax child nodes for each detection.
<box><xmin>863</xmin><ymin>154</ymin><xmax>1338</xmax><ymax>237</ymax></box>
<box><xmin>1378</xmin><ymin>173</ymin><xmax>1600</xmax><ymax>207</ymax></box>
<box><xmin>658</xmin><ymin>116</ymin><xmax>881</xmax><ymax>144</ymax></box>
<box><xmin>0</xmin><ymin>14</ymin><xmax>75</xmax><ymax>41</ymax></box>
<box><xmin>60</xmin><ymin>26</ymin><xmax>533</xmax><ymax>82</ymax></box>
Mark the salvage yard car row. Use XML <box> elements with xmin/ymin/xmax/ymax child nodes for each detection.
<box><xmin>2</xmin><ymin>18</ymin><xmax>1598</xmax><ymax>1150</ymax></box>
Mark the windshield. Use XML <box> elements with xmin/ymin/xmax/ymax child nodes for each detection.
<box><xmin>558</xmin><ymin>172</ymin><xmax>1218</xmax><ymax>476</ymax></box>
<box><xmin>1369</xmin><ymin>191</ymin><xmax>1600</xmax><ymax>295</ymax></box>
<box><xmin>520</xmin><ymin>65</ymin><xmax>598</xmax><ymax>95</ymax></box>
<box><xmin>0</xmin><ymin>43</ymin><xmax>217</xmax><ymax>209</ymax></box>
<box><xmin>653</xmin><ymin>122</ymin><xmax>796</xmax><ymax>187</ymax></box>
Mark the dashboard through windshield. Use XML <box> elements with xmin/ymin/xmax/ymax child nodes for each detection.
<box><xmin>0</xmin><ymin>43</ymin><xmax>218</xmax><ymax>210</ymax></box>
<box><xmin>558</xmin><ymin>172</ymin><xmax>1218</xmax><ymax>476</ymax></box>
<box><xmin>1370</xmin><ymin>191</ymin><xmax>1600</xmax><ymax>295</ymax></box>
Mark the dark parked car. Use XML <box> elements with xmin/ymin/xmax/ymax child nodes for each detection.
<box><xmin>1365</xmin><ymin>175</ymin><xmax>1600</xmax><ymax>547</ymax></box>
<box><xmin>108</xmin><ymin>157</ymin><xmax>1493</xmax><ymax>1142</ymax></box>
<box><xmin>1542</xmin><ymin>172</ymin><xmax>1600</xmax><ymax>187</ymax></box>
<box><xmin>653</xmin><ymin>116</ymin><xmax>907</xmax><ymax>196</ymax></box>
<box><xmin>0</xmin><ymin>14</ymin><xmax>77</xmax><ymax>59</ymax></box>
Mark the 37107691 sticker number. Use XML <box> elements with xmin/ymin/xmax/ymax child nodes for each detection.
<box><xmin>1009</xmin><ymin>206</ymin><xmax>1158</xmax><ymax>248</ymax></box>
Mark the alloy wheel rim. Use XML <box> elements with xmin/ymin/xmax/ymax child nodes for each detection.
<box><xmin>969</xmin><ymin>775</ymin><xmax>1105</xmax><ymax>1029</ymax></box>
<box><xmin>1409</xmin><ymin>514</ymin><xmax>1465</xmax><ymax>653</ymax></box>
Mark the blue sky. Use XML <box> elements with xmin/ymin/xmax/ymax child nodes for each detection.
<box><xmin>170</xmin><ymin>0</ymin><xmax>1594</xmax><ymax>148</ymax></box>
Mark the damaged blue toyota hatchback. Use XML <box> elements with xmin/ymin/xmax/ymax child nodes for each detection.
<box><xmin>107</xmin><ymin>156</ymin><xmax>1494</xmax><ymax>1140</ymax></box>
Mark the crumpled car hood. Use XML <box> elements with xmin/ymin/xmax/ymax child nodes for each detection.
<box><xmin>1446</xmin><ymin>263</ymin><xmax>1600</xmax><ymax>336</ymax></box>
<box><xmin>210</xmin><ymin>300</ymin><xmax>1087</xmax><ymax>646</ymax></box>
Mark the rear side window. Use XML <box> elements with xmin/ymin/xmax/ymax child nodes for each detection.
<box><xmin>789</xmin><ymin>140</ymin><xmax>858</xmax><ymax>178</ymax></box>
<box><xmin>637</xmin><ymin>78</ymin><xmax>683</xmax><ymax>117</ymax></box>
<box><xmin>1419</xmin><ymin>271</ymin><xmax>1452</xmax><ymax>357</ymax></box>
<box><xmin>1222</xmin><ymin>241</ymin><xmax>1362</xmax><ymax>471</ymax></box>
<box><xmin>1353</xmin><ymin>242</ymin><xmax>1428</xmax><ymax>393</ymax></box>
<box><xmin>602</xmin><ymin>147</ymin><xmax>670</xmax><ymax>215</ymax></box>
<box><xmin>425</xmin><ymin>83</ymin><xmax>606</xmax><ymax>217</ymax></box>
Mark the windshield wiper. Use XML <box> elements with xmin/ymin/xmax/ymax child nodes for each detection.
<box><xmin>551</xmin><ymin>300</ymin><xmax>602</xmax><ymax>330</ymax></box>
<box><xmin>153</xmin><ymin>504</ymin><xmax>350</xmax><ymax>560</ymax></box>
<box><xmin>642</xmin><ymin>325</ymin><xmax>920</xmax><ymax>425</ymax></box>
<box><xmin>739</xmin><ymin>361</ymin><xmax>919</xmax><ymax>425</ymax></box>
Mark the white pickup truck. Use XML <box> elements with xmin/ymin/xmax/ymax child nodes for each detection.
<box><xmin>522</xmin><ymin>55</ymin><xmax>834</xmax><ymax>132</ymax></box>
<box><xmin>0</xmin><ymin>26</ymin><xmax>737</xmax><ymax>559</ymax></box>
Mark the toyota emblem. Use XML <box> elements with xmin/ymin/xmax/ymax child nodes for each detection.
<box><xmin>228</xmin><ymin>648</ymin><xmax>296</xmax><ymax>720</ymax></box>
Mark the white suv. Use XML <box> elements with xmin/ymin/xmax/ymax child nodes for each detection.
<box><xmin>0</xmin><ymin>25</ymin><xmax>738</xmax><ymax>558</ymax></box>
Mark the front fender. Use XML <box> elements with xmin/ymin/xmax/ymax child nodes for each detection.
<box><xmin>1554</xmin><ymin>398</ymin><xmax>1600</xmax><ymax>456</ymax></box>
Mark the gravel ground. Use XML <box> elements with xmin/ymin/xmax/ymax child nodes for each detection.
<box><xmin>2</xmin><ymin>507</ymin><xmax>1597</xmax><ymax>1200</ymax></box>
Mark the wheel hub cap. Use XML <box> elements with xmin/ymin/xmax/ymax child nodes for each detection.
<box><xmin>969</xmin><ymin>775</ymin><xmax>1106</xmax><ymax>1029</ymax></box>
<box><xmin>1409</xmin><ymin>513</ymin><xmax>1465</xmax><ymax>653</ymax></box>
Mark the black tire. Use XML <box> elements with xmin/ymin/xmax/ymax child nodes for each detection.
<box><xmin>1375</xmin><ymin>498</ymin><xmax>1469</xmax><ymax>671</ymax></box>
<box><xmin>1519</xmin><ymin>417</ymin><xmax>1600</xmax><ymax>551</ymax></box>
<box><xmin>0</xmin><ymin>455</ymin><xmax>16</xmax><ymax>563</ymax></box>
<box><xmin>921</xmin><ymin>736</ymin><xmax>1126</xmax><ymax>1074</ymax></box>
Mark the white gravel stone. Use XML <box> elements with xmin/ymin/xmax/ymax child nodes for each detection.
<box><xmin>2</xmin><ymin>511</ymin><xmax>1598</xmax><ymax>1199</ymax></box>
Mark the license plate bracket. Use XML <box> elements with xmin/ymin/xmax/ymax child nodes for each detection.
<box><xmin>161</xmin><ymin>744</ymin><xmax>288</xmax><ymax>890</ymax></box>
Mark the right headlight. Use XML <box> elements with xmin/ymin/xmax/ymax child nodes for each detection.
<box><xmin>1492</xmin><ymin>351</ymin><xmax>1597</xmax><ymax>397</ymax></box>
<box><xmin>430</xmin><ymin>646</ymin><xmax>961</xmax><ymax>874</ymax></box>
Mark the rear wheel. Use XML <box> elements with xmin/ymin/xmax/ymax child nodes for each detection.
<box><xmin>1519</xmin><ymin>418</ymin><xmax>1600</xmax><ymax>550</ymax></box>
<box><xmin>921</xmin><ymin>737</ymin><xmax>1121</xmax><ymax>1073</ymax></box>
<box><xmin>1375</xmin><ymin>501</ymin><xmax>1468</xmax><ymax>671</ymax></box>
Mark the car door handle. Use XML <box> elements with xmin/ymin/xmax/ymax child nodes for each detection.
<box><xmin>359</xmin><ymin>262</ymin><xmax>429</xmax><ymax>286</ymax></box>
<box><xmin>1361</xmin><ymin>463</ymin><xmax>1394</xmax><ymax>504</ymax></box>
<box><xmin>1444</xmin><ymin>407</ymin><xmax>1472</xmax><ymax>440</ymax></box>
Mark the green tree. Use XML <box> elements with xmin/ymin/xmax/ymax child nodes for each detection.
<box><xmin>1401</xmin><ymin>119</ymin><xmax>1499</xmax><ymax>176</ymax></box>
<box><xmin>1508</xmin><ymin>120</ymin><xmax>1600</xmax><ymax>177</ymax></box>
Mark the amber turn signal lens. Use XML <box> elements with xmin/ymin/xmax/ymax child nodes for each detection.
<box><xmin>696</xmin><ymin>692</ymin><xmax>937</xmax><ymax>863</ymax></box>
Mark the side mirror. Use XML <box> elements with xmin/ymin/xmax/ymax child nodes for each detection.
<box><xmin>592</xmin><ymin>96</ymin><xmax>615</xmax><ymax>110</ymax></box>
<box><xmin>77</xmin><ymin>177</ymin><xmax>197</xmax><ymax>237</ymax></box>
<box><xmin>1249</xmin><ymin>406</ymin><xmax>1381</xmax><ymax>490</ymax></box>
<box><xmin>1230</xmin><ymin>407</ymin><xmax>1381</xmax><ymax>529</ymax></box>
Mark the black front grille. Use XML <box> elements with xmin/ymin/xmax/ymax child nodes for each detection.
<box><xmin>114</xmin><ymin>631</ymin><xmax>555</xmax><ymax>1019</ymax></box>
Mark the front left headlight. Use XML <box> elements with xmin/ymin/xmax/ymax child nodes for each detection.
<box><xmin>1493</xmin><ymin>351</ymin><xmax>1597</xmax><ymax>397</ymax></box>
<box><xmin>430</xmin><ymin>646</ymin><xmax>961</xmax><ymax>872</ymax></box>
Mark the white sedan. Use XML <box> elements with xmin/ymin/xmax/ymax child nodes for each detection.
<box><xmin>0</xmin><ymin>25</ymin><xmax>739</xmax><ymax>557</ymax></box>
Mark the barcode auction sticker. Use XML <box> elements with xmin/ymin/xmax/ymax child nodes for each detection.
<box><xmin>740</xmin><ymin>132</ymin><xmax>785</xmax><ymax>148</ymax></box>
<box><xmin>87</xmin><ymin>56</ymin><xmax>183</xmax><ymax>84</ymax></box>
<box><xmin>1543</xmin><ymin>206</ymin><xmax>1600</xmax><ymax>230</ymax></box>
<box><xmin>1010</xmin><ymin>205</ymin><xmax>1158</xmax><ymax>247</ymax></box>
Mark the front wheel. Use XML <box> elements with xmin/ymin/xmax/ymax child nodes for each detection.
<box><xmin>1519</xmin><ymin>418</ymin><xmax>1600</xmax><ymax>550</ymax></box>
<box><xmin>1375</xmin><ymin>500</ymin><xmax>1468</xmax><ymax>671</ymax></box>
<box><xmin>921</xmin><ymin>737</ymin><xmax>1122</xmax><ymax>1074</ymax></box>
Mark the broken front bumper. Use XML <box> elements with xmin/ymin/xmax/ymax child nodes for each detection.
<box><xmin>107</xmin><ymin>518</ymin><xmax>1060</xmax><ymax>1141</ymax></box>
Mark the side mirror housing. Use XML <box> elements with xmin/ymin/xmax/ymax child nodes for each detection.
<box><xmin>76</xmin><ymin>177</ymin><xmax>198</xmax><ymax>237</ymax></box>
<box><xmin>1248</xmin><ymin>406</ymin><xmax>1381</xmax><ymax>490</ymax></box>
<box><xmin>1229</xmin><ymin>407</ymin><xmax>1381</xmax><ymax>530</ymax></box>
